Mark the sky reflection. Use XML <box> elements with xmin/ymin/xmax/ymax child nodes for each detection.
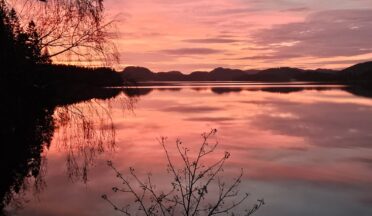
<box><xmin>10</xmin><ymin>84</ymin><xmax>372</xmax><ymax>216</ymax></box>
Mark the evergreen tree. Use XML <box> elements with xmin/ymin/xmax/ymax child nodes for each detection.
<box><xmin>26</xmin><ymin>21</ymin><xmax>50</xmax><ymax>64</ymax></box>
<box><xmin>0</xmin><ymin>0</ymin><xmax>50</xmax><ymax>84</ymax></box>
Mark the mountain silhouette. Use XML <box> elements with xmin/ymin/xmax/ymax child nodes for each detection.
<box><xmin>339</xmin><ymin>61</ymin><xmax>372</xmax><ymax>82</ymax></box>
<box><xmin>120</xmin><ymin>62</ymin><xmax>372</xmax><ymax>82</ymax></box>
<box><xmin>122</xmin><ymin>66</ymin><xmax>155</xmax><ymax>81</ymax></box>
<box><xmin>121</xmin><ymin>67</ymin><xmax>262</xmax><ymax>81</ymax></box>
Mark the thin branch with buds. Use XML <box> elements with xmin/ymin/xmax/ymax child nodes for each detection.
<box><xmin>103</xmin><ymin>129</ymin><xmax>264</xmax><ymax>216</ymax></box>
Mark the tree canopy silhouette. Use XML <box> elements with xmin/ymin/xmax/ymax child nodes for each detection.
<box><xmin>5</xmin><ymin>0</ymin><xmax>117</xmax><ymax>64</ymax></box>
<box><xmin>0</xmin><ymin>0</ymin><xmax>50</xmax><ymax>84</ymax></box>
<box><xmin>1</xmin><ymin>0</ymin><xmax>122</xmax><ymax>87</ymax></box>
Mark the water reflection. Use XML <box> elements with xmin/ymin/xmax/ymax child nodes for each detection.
<box><xmin>2</xmin><ymin>83</ymin><xmax>372</xmax><ymax>216</ymax></box>
<box><xmin>0</xmin><ymin>86</ymin><xmax>129</xmax><ymax>212</ymax></box>
<box><xmin>0</xmin><ymin>89</ymin><xmax>54</xmax><ymax>211</ymax></box>
<box><xmin>122</xmin><ymin>83</ymin><xmax>356</xmax><ymax>97</ymax></box>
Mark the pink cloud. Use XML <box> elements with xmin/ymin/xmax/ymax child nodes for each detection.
<box><xmin>103</xmin><ymin>0</ymin><xmax>372</xmax><ymax>71</ymax></box>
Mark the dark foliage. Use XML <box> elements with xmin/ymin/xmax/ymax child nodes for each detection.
<box><xmin>0</xmin><ymin>85</ymin><xmax>122</xmax><ymax>214</ymax></box>
<box><xmin>35</xmin><ymin>64</ymin><xmax>124</xmax><ymax>88</ymax></box>
<box><xmin>0</xmin><ymin>4</ymin><xmax>123</xmax><ymax>212</ymax></box>
<box><xmin>0</xmin><ymin>1</ymin><xmax>123</xmax><ymax>88</ymax></box>
<box><xmin>0</xmin><ymin>88</ymin><xmax>54</xmax><ymax>212</ymax></box>
<box><xmin>0</xmin><ymin>1</ymin><xmax>124</xmax><ymax>214</ymax></box>
<box><xmin>0</xmin><ymin>0</ymin><xmax>50</xmax><ymax>85</ymax></box>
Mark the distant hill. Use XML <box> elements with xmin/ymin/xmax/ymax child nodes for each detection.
<box><xmin>121</xmin><ymin>67</ymin><xmax>255</xmax><ymax>81</ymax></box>
<box><xmin>238</xmin><ymin>67</ymin><xmax>338</xmax><ymax>82</ymax></box>
<box><xmin>121</xmin><ymin>66</ymin><xmax>155</xmax><ymax>81</ymax></box>
<box><xmin>156</xmin><ymin>71</ymin><xmax>185</xmax><ymax>81</ymax></box>
<box><xmin>339</xmin><ymin>61</ymin><xmax>372</xmax><ymax>82</ymax></box>
<box><xmin>242</xmin><ymin>67</ymin><xmax>304</xmax><ymax>81</ymax></box>
<box><xmin>209</xmin><ymin>67</ymin><xmax>255</xmax><ymax>80</ymax></box>
<box><xmin>120</xmin><ymin>61</ymin><xmax>372</xmax><ymax>82</ymax></box>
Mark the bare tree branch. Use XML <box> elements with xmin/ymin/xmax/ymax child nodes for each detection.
<box><xmin>7</xmin><ymin>0</ymin><xmax>118</xmax><ymax>65</ymax></box>
<box><xmin>103</xmin><ymin>129</ymin><xmax>264</xmax><ymax>216</ymax></box>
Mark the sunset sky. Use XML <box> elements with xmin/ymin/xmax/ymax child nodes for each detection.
<box><xmin>104</xmin><ymin>0</ymin><xmax>372</xmax><ymax>73</ymax></box>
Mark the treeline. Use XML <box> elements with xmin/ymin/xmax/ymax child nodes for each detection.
<box><xmin>35</xmin><ymin>64</ymin><xmax>123</xmax><ymax>88</ymax></box>
<box><xmin>0</xmin><ymin>0</ymin><xmax>49</xmax><ymax>85</ymax></box>
<box><xmin>1</xmin><ymin>1</ymin><xmax>123</xmax><ymax>89</ymax></box>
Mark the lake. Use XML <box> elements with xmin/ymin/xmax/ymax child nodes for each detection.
<box><xmin>6</xmin><ymin>82</ymin><xmax>372</xmax><ymax>216</ymax></box>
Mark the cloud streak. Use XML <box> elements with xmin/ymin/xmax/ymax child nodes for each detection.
<box><xmin>161</xmin><ymin>48</ymin><xmax>223</xmax><ymax>55</ymax></box>
<box><xmin>182</xmin><ymin>38</ymin><xmax>241</xmax><ymax>44</ymax></box>
<box><xmin>105</xmin><ymin>0</ymin><xmax>372</xmax><ymax>71</ymax></box>
<box><xmin>253</xmin><ymin>9</ymin><xmax>372</xmax><ymax>58</ymax></box>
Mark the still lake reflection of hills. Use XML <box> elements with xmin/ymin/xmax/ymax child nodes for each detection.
<box><xmin>2</xmin><ymin>82</ymin><xmax>372</xmax><ymax>216</ymax></box>
<box><xmin>121</xmin><ymin>82</ymin><xmax>371</xmax><ymax>99</ymax></box>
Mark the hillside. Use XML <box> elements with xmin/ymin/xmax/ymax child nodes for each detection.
<box><xmin>121</xmin><ymin>66</ymin><xmax>255</xmax><ymax>81</ymax></box>
<box><xmin>120</xmin><ymin>61</ymin><xmax>372</xmax><ymax>82</ymax></box>
<box><xmin>340</xmin><ymin>61</ymin><xmax>372</xmax><ymax>82</ymax></box>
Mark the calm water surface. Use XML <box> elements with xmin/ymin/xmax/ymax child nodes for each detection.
<box><xmin>8</xmin><ymin>82</ymin><xmax>372</xmax><ymax>216</ymax></box>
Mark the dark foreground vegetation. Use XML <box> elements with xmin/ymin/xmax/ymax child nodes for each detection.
<box><xmin>0</xmin><ymin>1</ymin><xmax>123</xmax><ymax>213</ymax></box>
<box><xmin>0</xmin><ymin>0</ymin><xmax>123</xmax><ymax>90</ymax></box>
<box><xmin>103</xmin><ymin>129</ymin><xmax>264</xmax><ymax>216</ymax></box>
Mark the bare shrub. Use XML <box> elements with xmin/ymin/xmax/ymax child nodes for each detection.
<box><xmin>103</xmin><ymin>129</ymin><xmax>264</xmax><ymax>215</ymax></box>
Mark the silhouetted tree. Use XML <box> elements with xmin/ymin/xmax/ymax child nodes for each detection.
<box><xmin>0</xmin><ymin>1</ymin><xmax>123</xmax><ymax>214</ymax></box>
<box><xmin>25</xmin><ymin>21</ymin><xmax>50</xmax><ymax>64</ymax></box>
<box><xmin>0</xmin><ymin>0</ymin><xmax>50</xmax><ymax>84</ymax></box>
<box><xmin>6</xmin><ymin>0</ymin><xmax>118</xmax><ymax>64</ymax></box>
